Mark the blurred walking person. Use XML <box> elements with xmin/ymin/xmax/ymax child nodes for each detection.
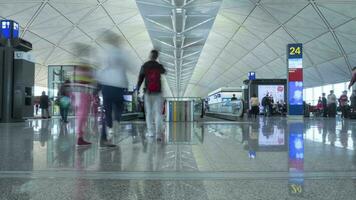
<box><xmin>58</xmin><ymin>80</ymin><xmax>71</xmax><ymax>123</ymax></box>
<box><xmin>40</xmin><ymin>91</ymin><xmax>51</xmax><ymax>119</ymax></box>
<box><xmin>261</xmin><ymin>93</ymin><xmax>270</xmax><ymax>116</ymax></box>
<box><xmin>35</xmin><ymin>104</ymin><xmax>39</xmax><ymax>116</ymax></box>
<box><xmin>327</xmin><ymin>90</ymin><xmax>337</xmax><ymax>117</ymax></box>
<box><xmin>136</xmin><ymin>50</ymin><xmax>166</xmax><ymax>141</ymax></box>
<box><xmin>71</xmin><ymin>43</ymin><xmax>97</xmax><ymax>146</ymax></box>
<box><xmin>322</xmin><ymin>93</ymin><xmax>327</xmax><ymax>117</ymax></box>
<box><xmin>250</xmin><ymin>94</ymin><xmax>259</xmax><ymax>119</ymax></box>
<box><xmin>96</xmin><ymin>31</ymin><xmax>131</xmax><ymax>148</ymax></box>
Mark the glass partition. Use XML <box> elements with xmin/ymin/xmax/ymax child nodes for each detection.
<box><xmin>208</xmin><ymin>100</ymin><xmax>244</xmax><ymax>115</ymax></box>
<box><xmin>48</xmin><ymin>65</ymin><xmax>76</xmax><ymax>116</ymax></box>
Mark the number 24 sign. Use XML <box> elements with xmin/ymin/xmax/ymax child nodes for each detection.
<box><xmin>288</xmin><ymin>44</ymin><xmax>303</xmax><ymax>59</ymax></box>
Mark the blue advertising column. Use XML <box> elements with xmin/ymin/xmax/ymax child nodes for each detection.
<box><xmin>287</xmin><ymin>43</ymin><xmax>303</xmax><ymax>117</ymax></box>
<box><xmin>287</xmin><ymin>44</ymin><xmax>304</xmax><ymax>195</ymax></box>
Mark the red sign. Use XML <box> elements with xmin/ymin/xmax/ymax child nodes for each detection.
<box><xmin>289</xmin><ymin>68</ymin><xmax>303</xmax><ymax>81</ymax></box>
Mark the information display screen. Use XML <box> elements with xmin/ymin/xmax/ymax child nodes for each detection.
<box><xmin>0</xmin><ymin>20</ymin><xmax>19</xmax><ymax>39</ymax></box>
<box><xmin>288</xmin><ymin>81</ymin><xmax>303</xmax><ymax>105</ymax></box>
<box><xmin>288</xmin><ymin>58</ymin><xmax>302</xmax><ymax>68</ymax></box>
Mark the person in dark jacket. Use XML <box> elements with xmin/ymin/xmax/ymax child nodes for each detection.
<box><xmin>322</xmin><ymin>93</ymin><xmax>327</xmax><ymax>117</ymax></box>
<box><xmin>351</xmin><ymin>90</ymin><xmax>356</xmax><ymax>111</ymax></box>
<box><xmin>136</xmin><ymin>50</ymin><xmax>166</xmax><ymax>141</ymax></box>
<box><xmin>40</xmin><ymin>91</ymin><xmax>51</xmax><ymax>119</ymax></box>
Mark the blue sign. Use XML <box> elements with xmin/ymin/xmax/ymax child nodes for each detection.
<box><xmin>248</xmin><ymin>71</ymin><xmax>256</xmax><ymax>80</ymax></box>
<box><xmin>288</xmin><ymin>82</ymin><xmax>303</xmax><ymax>106</ymax></box>
<box><xmin>0</xmin><ymin>20</ymin><xmax>19</xmax><ymax>39</ymax></box>
<box><xmin>248</xmin><ymin>150</ymin><xmax>256</xmax><ymax>159</ymax></box>
<box><xmin>1</xmin><ymin>20</ymin><xmax>11</xmax><ymax>39</ymax></box>
<box><xmin>287</xmin><ymin>43</ymin><xmax>302</xmax><ymax>59</ymax></box>
<box><xmin>13</xmin><ymin>21</ymin><xmax>19</xmax><ymax>38</ymax></box>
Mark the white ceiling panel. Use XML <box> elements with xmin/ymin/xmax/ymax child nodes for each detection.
<box><xmin>232</xmin><ymin>27</ymin><xmax>261</xmax><ymax>51</ymax></box>
<box><xmin>317</xmin><ymin>1</ymin><xmax>356</xmax><ymax>19</ymax></box>
<box><xmin>49</xmin><ymin>2</ymin><xmax>97</xmax><ymax>24</ymax></box>
<box><xmin>317</xmin><ymin>4</ymin><xmax>352</xmax><ymax>28</ymax></box>
<box><xmin>240</xmin><ymin>53</ymin><xmax>264</xmax><ymax>69</ymax></box>
<box><xmin>335</xmin><ymin>20</ymin><xmax>356</xmax><ymax>54</ymax></box>
<box><xmin>223</xmin><ymin>41</ymin><xmax>249</xmax><ymax>59</ymax></box>
<box><xmin>211</xmin><ymin>14</ymin><xmax>239</xmax><ymax>39</ymax></box>
<box><xmin>304</xmin><ymin>32</ymin><xmax>342</xmax><ymax>64</ymax></box>
<box><xmin>1</xmin><ymin>0</ymin><xmax>355</xmax><ymax>96</ymax></box>
<box><xmin>252</xmin><ymin>42</ymin><xmax>279</xmax><ymax>64</ymax></box>
<box><xmin>285</xmin><ymin>4</ymin><xmax>328</xmax><ymax>43</ymax></box>
<box><xmin>262</xmin><ymin>0</ymin><xmax>308</xmax><ymax>24</ymax></box>
<box><xmin>326</xmin><ymin>56</ymin><xmax>350</xmax><ymax>75</ymax></box>
<box><xmin>78</xmin><ymin>7</ymin><xmax>115</xmax><ymax>39</ymax></box>
<box><xmin>0</xmin><ymin>2</ymin><xmax>41</xmax><ymax>26</ymax></box>
<box><xmin>264</xmin><ymin>27</ymin><xmax>295</xmax><ymax>56</ymax></box>
<box><xmin>243</xmin><ymin>6</ymin><xmax>279</xmax><ymax>39</ymax></box>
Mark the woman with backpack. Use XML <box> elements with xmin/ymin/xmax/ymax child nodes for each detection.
<box><xmin>136</xmin><ymin>50</ymin><xmax>166</xmax><ymax>141</ymax></box>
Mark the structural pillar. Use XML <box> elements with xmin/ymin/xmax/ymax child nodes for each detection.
<box><xmin>1</xmin><ymin>41</ymin><xmax>14</xmax><ymax>123</ymax></box>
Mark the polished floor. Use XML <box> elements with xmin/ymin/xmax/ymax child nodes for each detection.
<box><xmin>1</xmin><ymin>116</ymin><xmax>356</xmax><ymax>199</ymax></box>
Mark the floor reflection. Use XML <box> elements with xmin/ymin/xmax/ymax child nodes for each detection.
<box><xmin>0</xmin><ymin>117</ymin><xmax>356</xmax><ymax>172</ymax></box>
<box><xmin>2</xmin><ymin>117</ymin><xmax>356</xmax><ymax>199</ymax></box>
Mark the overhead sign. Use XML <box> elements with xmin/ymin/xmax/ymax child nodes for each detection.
<box><xmin>288</xmin><ymin>43</ymin><xmax>302</xmax><ymax>59</ymax></box>
<box><xmin>0</xmin><ymin>20</ymin><xmax>19</xmax><ymax>40</ymax></box>
<box><xmin>248</xmin><ymin>71</ymin><xmax>256</xmax><ymax>80</ymax></box>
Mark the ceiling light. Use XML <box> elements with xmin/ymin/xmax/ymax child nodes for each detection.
<box><xmin>176</xmin><ymin>8</ymin><xmax>182</xmax><ymax>13</ymax></box>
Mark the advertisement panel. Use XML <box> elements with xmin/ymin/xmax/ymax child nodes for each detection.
<box><xmin>258</xmin><ymin>85</ymin><xmax>285</xmax><ymax>112</ymax></box>
<box><xmin>288</xmin><ymin>81</ymin><xmax>303</xmax><ymax>105</ymax></box>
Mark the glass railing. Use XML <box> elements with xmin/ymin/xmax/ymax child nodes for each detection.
<box><xmin>208</xmin><ymin>100</ymin><xmax>244</xmax><ymax>115</ymax></box>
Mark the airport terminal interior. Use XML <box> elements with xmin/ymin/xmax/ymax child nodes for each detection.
<box><xmin>1</xmin><ymin>0</ymin><xmax>356</xmax><ymax>199</ymax></box>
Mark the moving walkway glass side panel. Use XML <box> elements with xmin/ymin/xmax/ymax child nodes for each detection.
<box><xmin>48</xmin><ymin>65</ymin><xmax>75</xmax><ymax>116</ymax></box>
<box><xmin>165</xmin><ymin>99</ymin><xmax>197</xmax><ymax>122</ymax></box>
